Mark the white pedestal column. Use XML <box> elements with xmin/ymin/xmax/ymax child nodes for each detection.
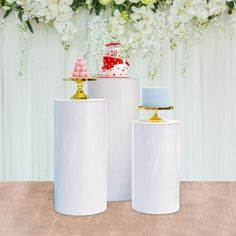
<box><xmin>132</xmin><ymin>120</ymin><xmax>181</xmax><ymax>214</ymax></box>
<box><xmin>54</xmin><ymin>99</ymin><xmax>107</xmax><ymax>216</ymax></box>
<box><xmin>88</xmin><ymin>78</ymin><xmax>139</xmax><ymax>201</ymax></box>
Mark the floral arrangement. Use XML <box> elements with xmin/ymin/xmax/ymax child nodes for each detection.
<box><xmin>1</xmin><ymin>0</ymin><xmax>236</xmax><ymax>78</ymax></box>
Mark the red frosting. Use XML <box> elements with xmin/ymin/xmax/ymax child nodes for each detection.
<box><xmin>102</xmin><ymin>56</ymin><xmax>130</xmax><ymax>70</ymax></box>
<box><xmin>105</xmin><ymin>42</ymin><xmax>121</xmax><ymax>47</ymax></box>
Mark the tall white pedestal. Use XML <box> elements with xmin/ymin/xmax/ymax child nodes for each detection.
<box><xmin>88</xmin><ymin>78</ymin><xmax>139</xmax><ymax>201</ymax></box>
<box><xmin>132</xmin><ymin>120</ymin><xmax>181</xmax><ymax>214</ymax></box>
<box><xmin>54</xmin><ymin>99</ymin><xmax>107</xmax><ymax>215</ymax></box>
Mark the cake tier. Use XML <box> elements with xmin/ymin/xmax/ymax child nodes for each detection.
<box><xmin>102</xmin><ymin>56</ymin><xmax>129</xmax><ymax>70</ymax></box>
<box><xmin>142</xmin><ymin>87</ymin><xmax>169</xmax><ymax>107</ymax></box>
<box><xmin>99</xmin><ymin>64</ymin><xmax>129</xmax><ymax>78</ymax></box>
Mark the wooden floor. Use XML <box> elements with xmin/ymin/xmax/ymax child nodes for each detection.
<box><xmin>0</xmin><ymin>182</ymin><xmax>236</xmax><ymax>236</ymax></box>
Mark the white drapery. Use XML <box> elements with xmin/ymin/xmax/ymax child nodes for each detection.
<box><xmin>0</xmin><ymin>12</ymin><xmax>236</xmax><ymax>180</ymax></box>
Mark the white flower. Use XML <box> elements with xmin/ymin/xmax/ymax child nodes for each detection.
<box><xmin>6</xmin><ymin>0</ymin><xmax>15</xmax><ymax>4</ymax></box>
<box><xmin>107</xmin><ymin>9</ymin><xmax>126</xmax><ymax>38</ymax></box>
<box><xmin>54</xmin><ymin>21</ymin><xmax>77</xmax><ymax>42</ymax></box>
<box><xmin>1</xmin><ymin>0</ymin><xmax>232</xmax><ymax>79</ymax></box>
<box><xmin>44</xmin><ymin>3</ymin><xmax>58</xmax><ymax>21</ymax></box>
<box><xmin>114</xmin><ymin>0</ymin><xmax>126</xmax><ymax>4</ymax></box>
<box><xmin>141</xmin><ymin>0</ymin><xmax>156</xmax><ymax>6</ymax></box>
<box><xmin>2</xmin><ymin>6</ymin><xmax>11</xmax><ymax>10</ymax></box>
<box><xmin>16</xmin><ymin>0</ymin><xmax>30</xmax><ymax>5</ymax></box>
<box><xmin>56</xmin><ymin>4</ymin><xmax>73</xmax><ymax>22</ymax></box>
<box><xmin>129</xmin><ymin>0</ymin><xmax>140</xmax><ymax>3</ymax></box>
<box><xmin>207</xmin><ymin>0</ymin><xmax>227</xmax><ymax>16</ymax></box>
<box><xmin>22</xmin><ymin>11</ymin><xmax>30</xmax><ymax>21</ymax></box>
<box><xmin>168</xmin><ymin>0</ymin><xmax>211</xmax><ymax>50</ymax></box>
<box><xmin>60</xmin><ymin>0</ymin><xmax>73</xmax><ymax>5</ymax></box>
<box><xmin>128</xmin><ymin>7</ymin><xmax>168</xmax><ymax>78</ymax></box>
<box><xmin>86</xmin><ymin>0</ymin><xmax>93</xmax><ymax>9</ymax></box>
<box><xmin>85</xmin><ymin>13</ymin><xmax>110</xmax><ymax>75</ymax></box>
<box><xmin>99</xmin><ymin>0</ymin><xmax>112</xmax><ymax>5</ymax></box>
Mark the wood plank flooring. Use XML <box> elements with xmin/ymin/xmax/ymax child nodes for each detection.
<box><xmin>0</xmin><ymin>182</ymin><xmax>235</xmax><ymax>236</ymax></box>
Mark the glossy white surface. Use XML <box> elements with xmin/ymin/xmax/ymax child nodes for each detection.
<box><xmin>88</xmin><ymin>78</ymin><xmax>139</xmax><ymax>201</ymax></box>
<box><xmin>132</xmin><ymin>120</ymin><xmax>181</xmax><ymax>214</ymax></box>
<box><xmin>54</xmin><ymin>99</ymin><xmax>107</xmax><ymax>215</ymax></box>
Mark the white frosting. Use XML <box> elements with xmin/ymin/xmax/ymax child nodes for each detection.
<box><xmin>99</xmin><ymin>64</ymin><xmax>129</xmax><ymax>78</ymax></box>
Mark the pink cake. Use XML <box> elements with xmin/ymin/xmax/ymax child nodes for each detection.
<box><xmin>72</xmin><ymin>58</ymin><xmax>91</xmax><ymax>78</ymax></box>
<box><xmin>99</xmin><ymin>42</ymin><xmax>130</xmax><ymax>78</ymax></box>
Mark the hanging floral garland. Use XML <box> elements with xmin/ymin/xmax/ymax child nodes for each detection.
<box><xmin>0</xmin><ymin>0</ymin><xmax>236</xmax><ymax>78</ymax></box>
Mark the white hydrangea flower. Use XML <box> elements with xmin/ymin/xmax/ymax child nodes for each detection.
<box><xmin>85</xmin><ymin>13</ymin><xmax>110</xmax><ymax>75</ymax></box>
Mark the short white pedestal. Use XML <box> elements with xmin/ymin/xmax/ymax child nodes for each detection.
<box><xmin>54</xmin><ymin>99</ymin><xmax>107</xmax><ymax>216</ymax></box>
<box><xmin>88</xmin><ymin>78</ymin><xmax>139</xmax><ymax>201</ymax></box>
<box><xmin>132</xmin><ymin>120</ymin><xmax>181</xmax><ymax>214</ymax></box>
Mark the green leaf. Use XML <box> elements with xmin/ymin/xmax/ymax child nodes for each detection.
<box><xmin>117</xmin><ymin>5</ymin><xmax>125</xmax><ymax>12</ymax></box>
<box><xmin>152</xmin><ymin>2</ymin><xmax>159</xmax><ymax>12</ymax></box>
<box><xmin>26</xmin><ymin>20</ymin><xmax>34</xmax><ymax>33</ymax></box>
<box><xmin>3</xmin><ymin>8</ymin><xmax>12</xmax><ymax>18</ymax></box>
<box><xmin>35</xmin><ymin>17</ymin><xmax>39</xmax><ymax>24</ymax></box>
<box><xmin>95</xmin><ymin>4</ymin><xmax>102</xmax><ymax>15</ymax></box>
<box><xmin>227</xmin><ymin>1</ymin><xmax>234</xmax><ymax>9</ymax></box>
<box><xmin>18</xmin><ymin>10</ymin><xmax>23</xmax><ymax>21</ymax></box>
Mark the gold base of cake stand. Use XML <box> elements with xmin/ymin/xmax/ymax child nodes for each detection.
<box><xmin>138</xmin><ymin>106</ymin><xmax>174</xmax><ymax>122</ymax></box>
<box><xmin>64</xmin><ymin>78</ymin><xmax>97</xmax><ymax>100</ymax></box>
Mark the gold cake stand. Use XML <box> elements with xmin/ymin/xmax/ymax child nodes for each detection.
<box><xmin>139</xmin><ymin>106</ymin><xmax>174</xmax><ymax>122</ymax></box>
<box><xmin>64</xmin><ymin>78</ymin><xmax>96</xmax><ymax>100</ymax></box>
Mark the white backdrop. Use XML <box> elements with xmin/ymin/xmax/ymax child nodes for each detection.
<box><xmin>0</xmin><ymin>11</ymin><xmax>236</xmax><ymax>181</ymax></box>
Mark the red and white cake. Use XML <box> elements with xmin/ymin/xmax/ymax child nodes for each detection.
<box><xmin>99</xmin><ymin>42</ymin><xmax>130</xmax><ymax>78</ymax></box>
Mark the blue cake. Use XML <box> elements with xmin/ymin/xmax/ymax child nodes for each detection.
<box><xmin>142</xmin><ymin>87</ymin><xmax>169</xmax><ymax>108</ymax></box>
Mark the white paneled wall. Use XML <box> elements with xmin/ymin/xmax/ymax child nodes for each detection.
<box><xmin>0</xmin><ymin>12</ymin><xmax>236</xmax><ymax>181</ymax></box>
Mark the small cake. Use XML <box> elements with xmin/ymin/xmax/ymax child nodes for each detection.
<box><xmin>72</xmin><ymin>58</ymin><xmax>90</xmax><ymax>78</ymax></box>
<box><xmin>99</xmin><ymin>42</ymin><xmax>130</xmax><ymax>78</ymax></box>
<box><xmin>142</xmin><ymin>87</ymin><xmax>169</xmax><ymax>107</ymax></box>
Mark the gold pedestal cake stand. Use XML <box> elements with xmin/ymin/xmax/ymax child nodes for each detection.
<box><xmin>139</xmin><ymin>106</ymin><xmax>174</xmax><ymax>122</ymax></box>
<box><xmin>64</xmin><ymin>78</ymin><xmax>96</xmax><ymax>100</ymax></box>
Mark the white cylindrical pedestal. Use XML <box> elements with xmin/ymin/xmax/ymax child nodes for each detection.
<box><xmin>88</xmin><ymin>78</ymin><xmax>139</xmax><ymax>201</ymax></box>
<box><xmin>54</xmin><ymin>99</ymin><xmax>107</xmax><ymax>216</ymax></box>
<box><xmin>132</xmin><ymin>120</ymin><xmax>181</xmax><ymax>214</ymax></box>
